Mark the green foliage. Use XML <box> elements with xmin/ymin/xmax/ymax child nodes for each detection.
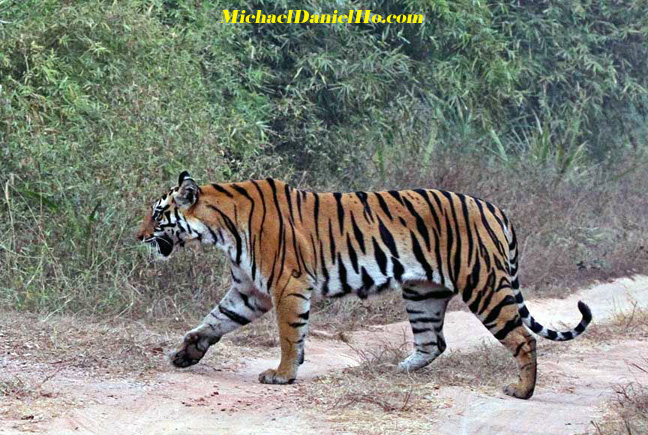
<box><xmin>0</xmin><ymin>0</ymin><xmax>646</xmax><ymax>316</ymax></box>
<box><xmin>0</xmin><ymin>0</ymin><xmax>282</xmax><ymax>314</ymax></box>
<box><xmin>191</xmin><ymin>0</ymin><xmax>648</xmax><ymax>185</ymax></box>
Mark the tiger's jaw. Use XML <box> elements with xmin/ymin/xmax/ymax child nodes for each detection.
<box><xmin>155</xmin><ymin>234</ymin><xmax>175</xmax><ymax>257</ymax></box>
<box><xmin>143</xmin><ymin>233</ymin><xmax>175</xmax><ymax>259</ymax></box>
<box><xmin>142</xmin><ymin>217</ymin><xmax>212</xmax><ymax>259</ymax></box>
<box><xmin>137</xmin><ymin>205</ymin><xmax>208</xmax><ymax>260</ymax></box>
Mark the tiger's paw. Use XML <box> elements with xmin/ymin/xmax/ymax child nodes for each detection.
<box><xmin>397</xmin><ymin>353</ymin><xmax>434</xmax><ymax>373</ymax></box>
<box><xmin>503</xmin><ymin>382</ymin><xmax>534</xmax><ymax>400</ymax></box>
<box><xmin>169</xmin><ymin>332</ymin><xmax>211</xmax><ymax>369</ymax></box>
<box><xmin>258</xmin><ymin>368</ymin><xmax>295</xmax><ymax>385</ymax></box>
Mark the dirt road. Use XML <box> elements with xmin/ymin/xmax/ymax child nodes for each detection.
<box><xmin>2</xmin><ymin>276</ymin><xmax>647</xmax><ymax>434</ymax></box>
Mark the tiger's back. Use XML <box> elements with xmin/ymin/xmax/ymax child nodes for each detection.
<box><xmin>138</xmin><ymin>173</ymin><xmax>591</xmax><ymax>400</ymax></box>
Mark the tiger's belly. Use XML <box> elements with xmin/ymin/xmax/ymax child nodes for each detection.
<box><xmin>310</xmin><ymin>258</ymin><xmax>448</xmax><ymax>300</ymax></box>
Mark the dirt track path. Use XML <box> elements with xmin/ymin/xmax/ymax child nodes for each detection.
<box><xmin>2</xmin><ymin>276</ymin><xmax>648</xmax><ymax>434</ymax></box>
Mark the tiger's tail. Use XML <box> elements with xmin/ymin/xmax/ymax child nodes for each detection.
<box><xmin>503</xmin><ymin>219</ymin><xmax>592</xmax><ymax>341</ymax></box>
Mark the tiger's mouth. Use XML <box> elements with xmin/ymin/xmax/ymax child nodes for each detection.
<box><xmin>145</xmin><ymin>234</ymin><xmax>174</xmax><ymax>257</ymax></box>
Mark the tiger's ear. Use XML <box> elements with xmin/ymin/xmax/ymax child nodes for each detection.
<box><xmin>178</xmin><ymin>171</ymin><xmax>191</xmax><ymax>186</ymax></box>
<box><xmin>176</xmin><ymin>171</ymin><xmax>198</xmax><ymax>209</ymax></box>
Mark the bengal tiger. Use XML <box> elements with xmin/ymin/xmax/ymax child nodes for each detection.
<box><xmin>136</xmin><ymin>171</ymin><xmax>591</xmax><ymax>399</ymax></box>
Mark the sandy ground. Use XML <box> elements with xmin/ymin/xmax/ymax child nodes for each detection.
<box><xmin>1</xmin><ymin>276</ymin><xmax>648</xmax><ymax>434</ymax></box>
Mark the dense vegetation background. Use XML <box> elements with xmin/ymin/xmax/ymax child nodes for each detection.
<box><xmin>1</xmin><ymin>0</ymin><xmax>647</xmax><ymax>323</ymax></box>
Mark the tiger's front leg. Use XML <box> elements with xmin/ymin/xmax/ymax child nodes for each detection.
<box><xmin>258</xmin><ymin>281</ymin><xmax>311</xmax><ymax>384</ymax></box>
<box><xmin>170</xmin><ymin>274</ymin><xmax>272</xmax><ymax>368</ymax></box>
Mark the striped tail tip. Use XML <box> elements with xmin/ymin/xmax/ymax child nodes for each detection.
<box><xmin>551</xmin><ymin>300</ymin><xmax>592</xmax><ymax>341</ymax></box>
<box><xmin>575</xmin><ymin>300</ymin><xmax>592</xmax><ymax>332</ymax></box>
<box><xmin>524</xmin><ymin>300</ymin><xmax>593</xmax><ymax>342</ymax></box>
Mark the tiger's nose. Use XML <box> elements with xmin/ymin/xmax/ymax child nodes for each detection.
<box><xmin>137</xmin><ymin>213</ymin><xmax>156</xmax><ymax>242</ymax></box>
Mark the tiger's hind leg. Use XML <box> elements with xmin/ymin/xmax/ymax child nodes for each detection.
<box><xmin>398</xmin><ymin>283</ymin><xmax>455</xmax><ymax>373</ymax></box>
<box><xmin>468</xmin><ymin>283</ymin><xmax>537</xmax><ymax>399</ymax></box>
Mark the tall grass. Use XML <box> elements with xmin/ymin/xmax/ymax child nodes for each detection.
<box><xmin>1</xmin><ymin>0</ymin><xmax>647</xmax><ymax>323</ymax></box>
<box><xmin>0</xmin><ymin>1</ymin><xmax>285</xmax><ymax>317</ymax></box>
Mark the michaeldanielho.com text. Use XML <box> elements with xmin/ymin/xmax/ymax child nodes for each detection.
<box><xmin>221</xmin><ymin>10</ymin><xmax>424</xmax><ymax>24</ymax></box>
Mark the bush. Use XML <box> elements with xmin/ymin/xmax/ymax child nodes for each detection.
<box><xmin>0</xmin><ymin>0</ymin><xmax>647</xmax><ymax>320</ymax></box>
<box><xmin>0</xmin><ymin>1</ymin><xmax>285</xmax><ymax>316</ymax></box>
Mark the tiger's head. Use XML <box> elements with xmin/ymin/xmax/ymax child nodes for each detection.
<box><xmin>136</xmin><ymin>171</ymin><xmax>203</xmax><ymax>258</ymax></box>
